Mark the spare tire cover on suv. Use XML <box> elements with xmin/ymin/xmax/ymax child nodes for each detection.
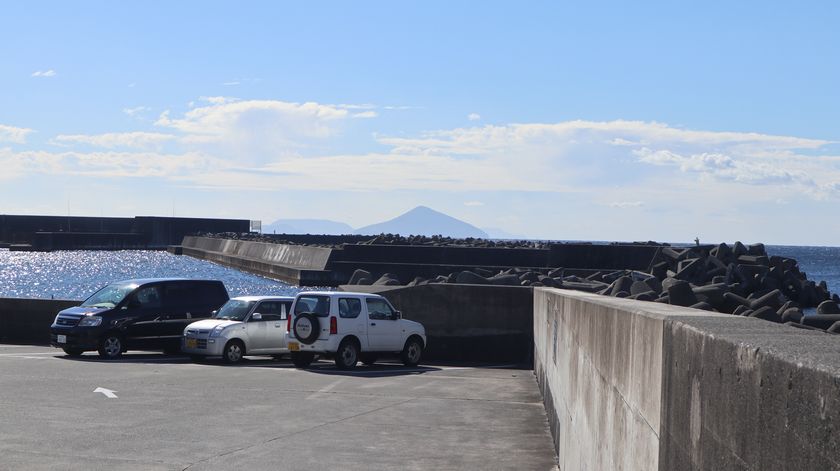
<box><xmin>293</xmin><ymin>313</ymin><xmax>321</xmax><ymax>344</ymax></box>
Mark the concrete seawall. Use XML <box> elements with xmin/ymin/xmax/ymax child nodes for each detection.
<box><xmin>0</xmin><ymin>298</ymin><xmax>79</xmax><ymax>344</ymax></box>
<box><xmin>341</xmin><ymin>284</ymin><xmax>534</xmax><ymax>363</ymax></box>
<box><xmin>534</xmin><ymin>287</ymin><xmax>840</xmax><ymax>470</ymax></box>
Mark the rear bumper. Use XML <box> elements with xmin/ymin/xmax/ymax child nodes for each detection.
<box><xmin>288</xmin><ymin>337</ymin><xmax>339</xmax><ymax>353</ymax></box>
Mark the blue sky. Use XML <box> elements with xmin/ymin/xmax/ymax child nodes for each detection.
<box><xmin>2</xmin><ymin>1</ymin><xmax>839</xmax><ymax>244</ymax></box>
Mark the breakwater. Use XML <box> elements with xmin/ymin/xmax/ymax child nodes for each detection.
<box><xmin>175</xmin><ymin>235</ymin><xmax>662</xmax><ymax>286</ymax></box>
<box><xmin>534</xmin><ymin>287</ymin><xmax>840</xmax><ymax>470</ymax></box>
<box><xmin>0</xmin><ymin>214</ymin><xmax>250</xmax><ymax>251</ymax></box>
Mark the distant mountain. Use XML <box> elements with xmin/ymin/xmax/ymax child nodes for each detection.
<box><xmin>262</xmin><ymin>219</ymin><xmax>354</xmax><ymax>235</ymax></box>
<box><xmin>355</xmin><ymin>206</ymin><xmax>489</xmax><ymax>238</ymax></box>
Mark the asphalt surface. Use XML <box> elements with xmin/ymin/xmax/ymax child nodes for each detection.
<box><xmin>0</xmin><ymin>344</ymin><xmax>558</xmax><ymax>470</ymax></box>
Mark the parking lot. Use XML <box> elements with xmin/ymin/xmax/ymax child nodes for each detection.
<box><xmin>0</xmin><ymin>344</ymin><xmax>557</xmax><ymax>470</ymax></box>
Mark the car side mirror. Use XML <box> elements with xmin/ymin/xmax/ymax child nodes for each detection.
<box><xmin>391</xmin><ymin>311</ymin><xmax>401</xmax><ymax>320</ymax></box>
<box><xmin>251</xmin><ymin>313</ymin><xmax>262</xmax><ymax>321</ymax></box>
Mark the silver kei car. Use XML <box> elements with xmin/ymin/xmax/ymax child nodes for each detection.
<box><xmin>182</xmin><ymin>296</ymin><xmax>294</xmax><ymax>364</ymax></box>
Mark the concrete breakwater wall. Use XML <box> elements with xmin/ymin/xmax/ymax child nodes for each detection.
<box><xmin>177</xmin><ymin>236</ymin><xmax>663</xmax><ymax>286</ymax></box>
<box><xmin>341</xmin><ymin>284</ymin><xmax>534</xmax><ymax>363</ymax></box>
<box><xmin>0</xmin><ymin>215</ymin><xmax>250</xmax><ymax>250</ymax></box>
<box><xmin>535</xmin><ymin>287</ymin><xmax>840</xmax><ymax>470</ymax></box>
<box><xmin>0</xmin><ymin>298</ymin><xmax>78</xmax><ymax>344</ymax></box>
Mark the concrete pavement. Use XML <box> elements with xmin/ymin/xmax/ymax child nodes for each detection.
<box><xmin>0</xmin><ymin>344</ymin><xmax>557</xmax><ymax>470</ymax></box>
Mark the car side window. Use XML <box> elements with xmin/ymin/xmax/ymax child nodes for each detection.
<box><xmin>253</xmin><ymin>301</ymin><xmax>284</xmax><ymax>321</ymax></box>
<box><xmin>366</xmin><ymin>298</ymin><xmax>394</xmax><ymax>320</ymax></box>
<box><xmin>132</xmin><ymin>286</ymin><xmax>162</xmax><ymax>309</ymax></box>
<box><xmin>338</xmin><ymin>298</ymin><xmax>362</xmax><ymax>318</ymax></box>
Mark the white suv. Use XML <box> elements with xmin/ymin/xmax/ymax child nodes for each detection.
<box><xmin>288</xmin><ymin>291</ymin><xmax>427</xmax><ymax>369</ymax></box>
<box><xmin>182</xmin><ymin>296</ymin><xmax>294</xmax><ymax>363</ymax></box>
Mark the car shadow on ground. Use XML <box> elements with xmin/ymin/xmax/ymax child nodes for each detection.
<box><xmin>55</xmin><ymin>352</ymin><xmax>443</xmax><ymax>376</ymax></box>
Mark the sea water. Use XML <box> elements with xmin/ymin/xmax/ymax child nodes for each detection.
<box><xmin>0</xmin><ymin>245</ymin><xmax>838</xmax><ymax>302</ymax></box>
<box><xmin>0</xmin><ymin>249</ymin><xmax>300</xmax><ymax>300</ymax></box>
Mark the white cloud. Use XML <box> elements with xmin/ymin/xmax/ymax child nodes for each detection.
<box><xmin>464</xmin><ymin>201</ymin><xmax>484</xmax><ymax>206</ymax></box>
<box><xmin>0</xmin><ymin>124</ymin><xmax>34</xmax><ymax>144</ymax></box>
<box><xmin>352</xmin><ymin>111</ymin><xmax>378</xmax><ymax>119</ymax></box>
<box><xmin>31</xmin><ymin>70</ymin><xmax>56</xmax><ymax>77</ymax></box>
<box><xmin>155</xmin><ymin>99</ymin><xmax>349</xmax><ymax>144</ymax></box>
<box><xmin>468</xmin><ymin>113</ymin><xmax>481</xmax><ymax>121</ymax></box>
<box><xmin>609</xmin><ymin>201</ymin><xmax>644</xmax><ymax>208</ymax></box>
<box><xmin>122</xmin><ymin>106</ymin><xmax>151</xmax><ymax>117</ymax></box>
<box><xmin>222</xmin><ymin>81</ymin><xmax>240</xmax><ymax>86</ymax></box>
<box><xmin>53</xmin><ymin>132</ymin><xmax>176</xmax><ymax>149</ymax></box>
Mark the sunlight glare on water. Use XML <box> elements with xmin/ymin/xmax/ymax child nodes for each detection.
<box><xmin>0</xmin><ymin>249</ymin><xmax>302</xmax><ymax>300</ymax></box>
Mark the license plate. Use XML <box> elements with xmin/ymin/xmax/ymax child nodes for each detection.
<box><xmin>288</xmin><ymin>341</ymin><xmax>299</xmax><ymax>352</ymax></box>
<box><xmin>186</xmin><ymin>338</ymin><xmax>197</xmax><ymax>349</ymax></box>
<box><xmin>57</xmin><ymin>335</ymin><xmax>67</xmax><ymax>344</ymax></box>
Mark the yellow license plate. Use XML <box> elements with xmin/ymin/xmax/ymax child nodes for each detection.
<box><xmin>288</xmin><ymin>341</ymin><xmax>300</xmax><ymax>352</ymax></box>
<box><xmin>186</xmin><ymin>338</ymin><xmax>197</xmax><ymax>349</ymax></box>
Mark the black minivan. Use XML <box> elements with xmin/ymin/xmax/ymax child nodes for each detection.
<box><xmin>50</xmin><ymin>278</ymin><xmax>229</xmax><ymax>359</ymax></box>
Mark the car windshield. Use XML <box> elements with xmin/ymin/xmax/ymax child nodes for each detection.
<box><xmin>81</xmin><ymin>282</ymin><xmax>137</xmax><ymax>309</ymax></box>
<box><xmin>213</xmin><ymin>299</ymin><xmax>255</xmax><ymax>321</ymax></box>
<box><xmin>294</xmin><ymin>295</ymin><xmax>331</xmax><ymax>317</ymax></box>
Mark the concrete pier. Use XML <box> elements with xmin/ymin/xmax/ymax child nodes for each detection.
<box><xmin>534</xmin><ymin>288</ymin><xmax>840</xmax><ymax>470</ymax></box>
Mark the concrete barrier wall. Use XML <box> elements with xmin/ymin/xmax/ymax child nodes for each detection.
<box><xmin>341</xmin><ymin>284</ymin><xmax>534</xmax><ymax>363</ymax></box>
<box><xmin>182</xmin><ymin>236</ymin><xmax>333</xmax><ymax>270</ymax></box>
<box><xmin>534</xmin><ymin>287</ymin><xmax>840</xmax><ymax>470</ymax></box>
<box><xmin>0</xmin><ymin>298</ymin><xmax>80</xmax><ymax>344</ymax></box>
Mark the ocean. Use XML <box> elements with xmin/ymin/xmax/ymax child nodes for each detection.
<box><xmin>0</xmin><ymin>245</ymin><xmax>838</xmax><ymax>302</ymax></box>
<box><xmin>0</xmin><ymin>249</ymin><xmax>300</xmax><ymax>300</ymax></box>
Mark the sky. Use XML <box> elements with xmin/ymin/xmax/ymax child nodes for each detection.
<box><xmin>1</xmin><ymin>1</ymin><xmax>840</xmax><ymax>245</ymax></box>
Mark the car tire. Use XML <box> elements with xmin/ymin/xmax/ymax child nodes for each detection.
<box><xmin>291</xmin><ymin>351</ymin><xmax>315</xmax><ymax>368</ymax></box>
<box><xmin>97</xmin><ymin>334</ymin><xmax>124</xmax><ymax>360</ymax></box>
<box><xmin>62</xmin><ymin>348</ymin><xmax>84</xmax><ymax>357</ymax></box>
<box><xmin>335</xmin><ymin>339</ymin><xmax>359</xmax><ymax>370</ymax></box>
<box><xmin>361</xmin><ymin>354</ymin><xmax>378</xmax><ymax>366</ymax></box>
<box><xmin>400</xmin><ymin>337</ymin><xmax>423</xmax><ymax>367</ymax></box>
<box><xmin>293</xmin><ymin>313</ymin><xmax>321</xmax><ymax>345</ymax></box>
<box><xmin>222</xmin><ymin>340</ymin><xmax>245</xmax><ymax>364</ymax></box>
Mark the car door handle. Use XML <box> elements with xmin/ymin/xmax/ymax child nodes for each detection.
<box><xmin>274</xmin><ymin>322</ymin><xmax>282</xmax><ymax>327</ymax></box>
<box><xmin>370</xmin><ymin>322</ymin><xmax>376</xmax><ymax>326</ymax></box>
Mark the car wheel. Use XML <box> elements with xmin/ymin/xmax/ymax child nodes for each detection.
<box><xmin>222</xmin><ymin>340</ymin><xmax>245</xmax><ymax>364</ymax></box>
<box><xmin>291</xmin><ymin>351</ymin><xmax>315</xmax><ymax>368</ymax></box>
<box><xmin>361</xmin><ymin>354</ymin><xmax>378</xmax><ymax>366</ymax></box>
<box><xmin>62</xmin><ymin>348</ymin><xmax>84</xmax><ymax>357</ymax></box>
<box><xmin>400</xmin><ymin>337</ymin><xmax>423</xmax><ymax>367</ymax></box>
<box><xmin>97</xmin><ymin>334</ymin><xmax>124</xmax><ymax>360</ymax></box>
<box><xmin>335</xmin><ymin>339</ymin><xmax>359</xmax><ymax>370</ymax></box>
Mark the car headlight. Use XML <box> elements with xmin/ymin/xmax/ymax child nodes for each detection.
<box><xmin>209</xmin><ymin>325</ymin><xmax>226</xmax><ymax>338</ymax></box>
<box><xmin>78</xmin><ymin>316</ymin><xmax>103</xmax><ymax>327</ymax></box>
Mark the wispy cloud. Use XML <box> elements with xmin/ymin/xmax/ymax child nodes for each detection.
<box><xmin>468</xmin><ymin>113</ymin><xmax>481</xmax><ymax>121</ymax></box>
<box><xmin>52</xmin><ymin>132</ymin><xmax>176</xmax><ymax>149</ymax></box>
<box><xmin>222</xmin><ymin>81</ymin><xmax>240</xmax><ymax>86</ymax></box>
<box><xmin>0</xmin><ymin>124</ymin><xmax>34</xmax><ymax>144</ymax></box>
<box><xmin>464</xmin><ymin>201</ymin><xmax>484</xmax><ymax>206</ymax></box>
<box><xmin>609</xmin><ymin>201</ymin><xmax>644</xmax><ymax>208</ymax></box>
<box><xmin>31</xmin><ymin>70</ymin><xmax>56</xmax><ymax>78</ymax></box>
<box><xmin>352</xmin><ymin>111</ymin><xmax>378</xmax><ymax>119</ymax></box>
<box><xmin>122</xmin><ymin>106</ymin><xmax>151</xmax><ymax>117</ymax></box>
